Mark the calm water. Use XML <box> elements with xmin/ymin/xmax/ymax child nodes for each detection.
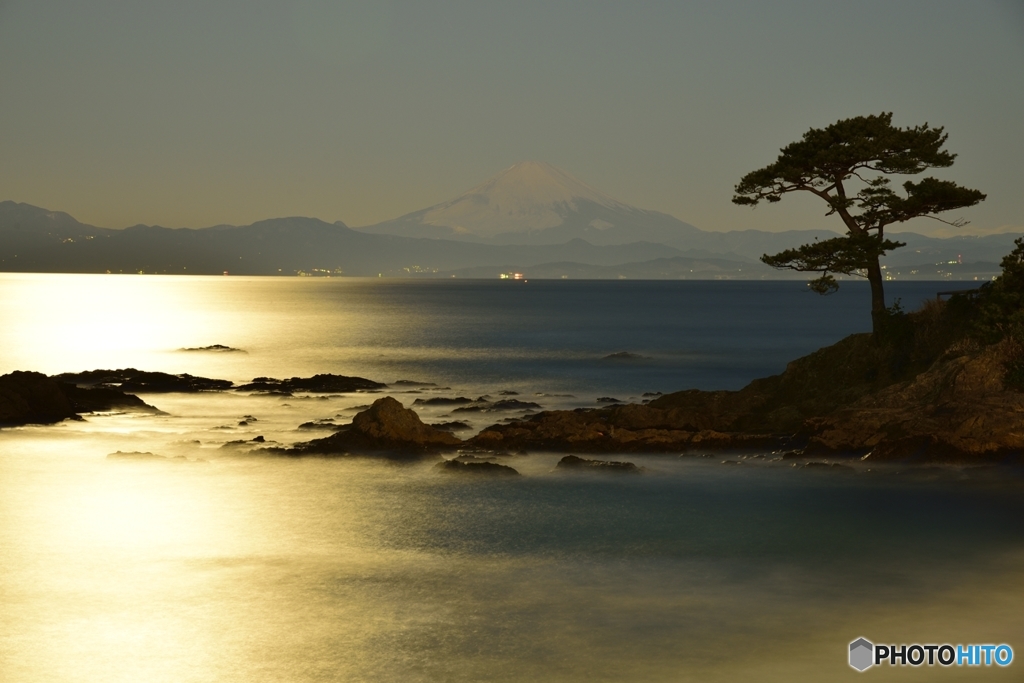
<box><xmin>0</xmin><ymin>273</ymin><xmax>957</xmax><ymax>395</ymax></box>
<box><xmin>1</xmin><ymin>274</ymin><xmax>1021</xmax><ymax>682</ymax></box>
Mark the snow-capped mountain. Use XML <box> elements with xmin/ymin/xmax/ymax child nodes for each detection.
<box><xmin>354</xmin><ymin>161</ymin><xmax>704</xmax><ymax>246</ymax></box>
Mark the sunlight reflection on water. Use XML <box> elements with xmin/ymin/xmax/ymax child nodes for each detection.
<box><xmin>0</xmin><ymin>273</ymin><xmax>950</xmax><ymax>394</ymax></box>
<box><xmin>2</xmin><ymin>274</ymin><xmax>1022</xmax><ymax>681</ymax></box>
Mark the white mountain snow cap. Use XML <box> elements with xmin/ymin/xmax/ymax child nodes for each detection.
<box><xmin>419</xmin><ymin>161</ymin><xmax>631</xmax><ymax>237</ymax></box>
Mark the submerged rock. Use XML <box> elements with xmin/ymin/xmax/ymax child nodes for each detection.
<box><xmin>435</xmin><ymin>459</ymin><xmax>520</xmax><ymax>476</ymax></box>
<box><xmin>453</xmin><ymin>398</ymin><xmax>541</xmax><ymax>413</ymax></box>
<box><xmin>221</xmin><ymin>436</ymin><xmax>272</xmax><ymax>449</ymax></box>
<box><xmin>556</xmin><ymin>454</ymin><xmax>642</xmax><ymax>473</ymax></box>
<box><xmin>54</xmin><ymin>368</ymin><xmax>233</xmax><ymax>393</ymax></box>
<box><xmin>297</xmin><ymin>419</ymin><xmax>340</xmax><ymax>430</ymax></box>
<box><xmin>431</xmin><ymin>420</ymin><xmax>473</xmax><ymax>432</ymax></box>
<box><xmin>107</xmin><ymin>450</ymin><xmax>165</xmax><ymax>460</ymax></box>
<box><xmin>283</xmin><ymin>397</ymin><xmax>462</xmax><ymax>457</ymax></box>
<box><xmin>107</xmin><ymin>451</ymin><xmax>206</xmax><ymax>463</ymax></box>
<box><xmin>236</xmin><ymin>374</ymin><xmax>384</xmax><ymax>394</ymax></box>
<box><xmin>413</xmin><ymin>396</ymin><xmax>476</xmax><ymax>406</ymax></box>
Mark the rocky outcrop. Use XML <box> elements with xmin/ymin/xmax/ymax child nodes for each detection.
<box><xmin>0</xmin><ymin>371</ymin><xmax>78</xmax><ymax>425</ymax></box>
<box><xmin>413</xmin><ymin>396</ymin><xmax>476</xmax><ymax>406</ymax></box>
<box><xmin>435</xmin><ymin>459</ymin><xmax>520</xmax><ymax>476</ymax></box>
<box><xmin>179</xmin><ymin>344</ymin><xmax>245</xmax><ymax>352</ymax></box>
<box><xmin>60</xmin><ymin>384</ymin><xmax>164</xmax><ymax>414</ymax></box>
<box><xmin>469</xmin><ymin>334</ymin><xmax>1024</xmax><ymax>462</ymax></box>
<box><xmin>804</xmin><ymin>341</ymin><xmax>1024</xmax><ymax>461</ymax></box>
<box><xmin>470</xmin><ymin>408</ymin><xmax>782</xmax><ymax>454</ymax></box>
<box><xmin>54</xmin><ymin>368</ymin><xmax>233</xmax><ymax>393</ymax></box>
<box><xmin>452</xmin><ymin>398</ymin><xmax>541</xmax><ymax>413</ymax></box>
<box><xmin>283</xmin><ymin>397</ymin><xmax>462</xmax><ymax>456</ymax></box>
<box><xmin>1</xmin><ymin>371</ymin><xmax>161</xmax><ymax>427</ymax></box>
<box><xmin>107</xmin><ymin>451</ymin><xmax>207</xmax><ymax>463</ymax></box>
<box><xmin>432</xmin><ymin>421</ymin><xmax>472</xmax><ymax>432</ymax></box>
<box><xmin>235</xmin><ymin>374</ymin><xmax>384</xmax><ymax>394</ymax></box>
<box><xmin>556</xmin><ymin>454</ymin><xmax>642</xmax><ymax>473</ymax></box>
<box><xmin>106</xmin><ymin>451</ymin><xmax>165</xmax><ymax>461</ymax></box>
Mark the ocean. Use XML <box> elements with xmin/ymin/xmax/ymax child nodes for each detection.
<box><xmin>1</xmin><ymin>273</ymin><xmax>1021</xmax><ymax>682</ymax></box>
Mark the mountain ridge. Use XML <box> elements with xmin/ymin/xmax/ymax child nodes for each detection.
<box><xmin>1</xmin><ymin>192</ymin><xmax>1018</xmax><ymax>278</ymax></box>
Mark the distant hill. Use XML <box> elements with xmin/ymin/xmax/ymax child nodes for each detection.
<box><xmin>0</xmin><ymin>201</ymin><xmax>742</xmax><ymax>276</ymax></box>
<box><xmin>0</xmin><ymin>201</ymin><xmax>112</xmax><ymax>266</ymax></box>
<box><xmin>0</xmin><ymin>192</ymin><xmax>1017</xmax><ymax>280</ymax></box>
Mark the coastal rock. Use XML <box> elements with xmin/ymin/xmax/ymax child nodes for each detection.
<box><xmin>431</xmin><ymin>420</ymin><xmax>472</xmax><ymax>432</ymax></box>
<box><xmin>435</xmin><ymin>459</ymin><xmax>520</xmax><ymax>476</ymax></box>
<box><xmin>297</xmin><ymin>419</ymin><xmax>340</xmax><ymax>430</ymax></box>
<box><xmin>107</xmin><ymin>451</ymin><xmax>207</xmax><ymax>464</ymax></box>
<box><xmin>469</xmin><ymin>327</ymin><xmax>1024</xmax><ymax>462</ymax></box>
<box><xmin>236</xmin><ymin>374</ymin><xmax>384</xmax><ymax>394</ymax></box>
<box><xmin>54</xmin><ymin>368</ymin><xmax>233</xmax><ymax>393</ymax></box>
<box><xmin>803</xmin><ymin>341</ymin><xmax>1024</xmax><ymax>461</ymax></box>
<box><xmin>107</xmin><ymin>451</ymin><xmax>165</xmax><ymax>460</ymax></box>
<box><xmin>469</xmin><ymin>408</ymin><xmax>782</xmax><ymax>453</ymax></box>
<box><xmin>179</xmin><ymin>344</ymin><xmax>245</xmax><ymax>352</ymax></box>
<box><xmin>556</xmin><ymin>454</ymin><xmax>642</xmax><ymax>473</ymax></box>
<box><xmin>413</xmin><ymin>396</ymin><xmax>475</xmax><ymax>405</ymax></box>
<box><xmin>0</xmin><ymin>371</ymin><xmax>162</xmax><ymax>426</ymax></box>
<box><xmin>0</xmin><ymin>371</ymin><xmax>78</xmax><ymax>425</ymax></box>
<box><xmin>285</xmin><ymin>397</ymin><xmax>462</xmax><ymax>456</ymax></box>
<box><xmin>60</xmin><ymin>384</ymin><xmax>164</xmax><ymax>414</ymax></box>
<box><xmin>453</xmin><ymin>398</ymin><xmax>541</xmax><ymax>413</ymax></box>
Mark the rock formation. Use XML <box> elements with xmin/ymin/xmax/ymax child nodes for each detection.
<box><xmin>0</xmin><ymin>371</ymin><xmax>78</xmax><ymax>425</ymax></box>
<box><xmin>54</xmin><ymin>368</ymin><xmax>233</xmax><ymax>393</ymax></box>
<box><xmin>283</xmin><ymin>397</ymin><xmax>462</xmax><ymax>456</ymax></box>
<box><xmin>1</xmin><ymin>371</ymin><xmax>162</xmax><ymax>427</ymax></box>
<box><xmin>435</xmin><ymin>459</ymin><xmax>520</xmax><ymax>476</ymax></box>
<box><xmin>470</xmin><ymin>319</ymin><xmax>1024</xmax><ymax>463</ymax></box>
<box><xmin>235</xmin><ymin>374</ymin><xmax>385</xmax><ymax>394</ymax></box>
<box><xmin>556</xmin><ymin>454</ymin><xmax>642</xmax><ymax>473</ymax></box>
<box><xmin>803</xmin><ymin>340</ymin><xmax>1024</xmax><ymax>460</ymax></box>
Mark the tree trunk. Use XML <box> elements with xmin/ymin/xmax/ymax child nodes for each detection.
<box><xmin>866</xmin><ymin>257</ymin><xmax>887</xmax><ymax>335</ymax></box>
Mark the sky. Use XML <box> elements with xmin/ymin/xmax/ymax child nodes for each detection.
<box><xmin>1</xmin><ymin>0</ymin><xmax>1022</xmax><ymax>235</ymax></box>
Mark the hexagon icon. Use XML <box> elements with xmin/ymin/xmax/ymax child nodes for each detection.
<box><xmin>849</xmin><ymin>638</ymin><xmax>874</xmax><ymax>671</ymax></box>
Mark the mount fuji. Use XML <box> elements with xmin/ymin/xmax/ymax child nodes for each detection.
<box><xmin>355</xmin><ymin>161</ymin><xmax>706</xmax><ymax>248</ymax></box>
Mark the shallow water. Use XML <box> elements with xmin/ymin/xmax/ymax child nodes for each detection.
<box><xmin>2</xmin><ymin>274</ymin><xmax>1021</xmax><ymax>681</ymax></box>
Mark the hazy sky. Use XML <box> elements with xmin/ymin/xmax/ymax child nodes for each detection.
<box><xmin>2</xmin><ymin>0</ymin><xmax>1022</xmax><ymax>235</ymax></box>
